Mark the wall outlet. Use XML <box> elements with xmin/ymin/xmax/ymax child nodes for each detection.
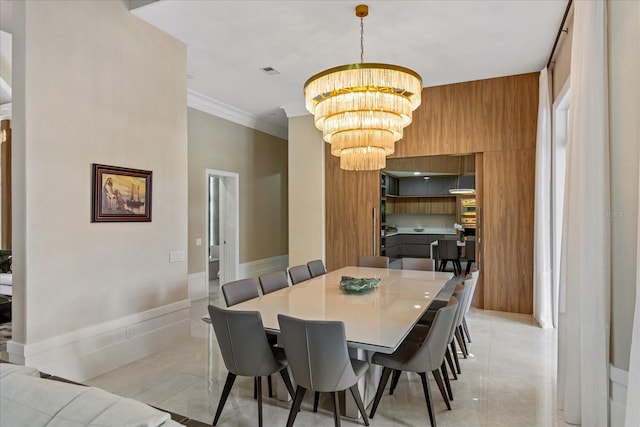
<box><xmin>195</xmin><ymin>238</ymin><xmax>202</xmax><ymax>246</ymax></box>
<box><xmin>169</xmin><ymin>250</ymin><xmax>185</xmax><ymax>263</ymax></box>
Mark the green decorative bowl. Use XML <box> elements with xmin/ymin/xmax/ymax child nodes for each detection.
<box><xmin>340</xmin><ymin>276</ymin><xmax>380</xmax><ymax>293</ymax></box>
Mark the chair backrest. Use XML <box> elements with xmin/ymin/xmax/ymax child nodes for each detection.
<box><xmin>358</xmin><ymin>256</ymin><xmax>389</xmax><ymax>268</ymax></box>
<box><xmin>289</xmin><ymin>265</ymin><xmax>312</xmax><ymax>285</ymax></box>
<box><xmin>464</xmin><ymin>269</ymin><xmax>480</xmax><ymax>314</ymax></box>
<box><xmin>404</xmin><ymin>297</ymin><xmax>458</xmax><ymax>373</ymax></box>
<box><xmin>453</xmin><ymin>276</ymin><xmax>474</xmax><ymax>328</ymax></box>
<box><xmin>438</xmin><ymin>240</ymin><xmax>459</xmax><ymax>260</ymax></box>
<box><xmin>259</xmin><ymin>271</ymin><xmax>289</xmax><ymax>295</ymax></box>
<box><xmin>307</xmin><ymin>259</ymin><xmax>327</xmax><ymax>278</ymax></box>
<box><xmin>465</xmin><ymin>240</ymin><xmax>476</xmax><ymax>261</ymax></box>
<box><xmin>221</xmin><ymin>278</ymin><xmax>259</xmax><ymax>307</ymax></box>
<box><xmin>278</xmin><ymin>314</ymin><xmax>358</xmax><ymax>392</ymax></box>
<box><xmin>208</xmin><ymin>305</ymin><xmax>282</xmax><ymax>377</ymax></box>
<box><xmin>401</xmin><ymin>257</ymin><xmax>435</xmax><ymax>271</ymax></box>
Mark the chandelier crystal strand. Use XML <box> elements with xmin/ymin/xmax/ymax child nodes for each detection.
<box><xmin>304</xmin><ymin>4</ymin><xmax>422</xmax><ymax>171</ymax></box>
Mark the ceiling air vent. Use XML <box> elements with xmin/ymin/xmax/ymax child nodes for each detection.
<box><xmin>261</xmin><ymin>67</ymin><xmax>280</xmax><ymax>76</ymax></box>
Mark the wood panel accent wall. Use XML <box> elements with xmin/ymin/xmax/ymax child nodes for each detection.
<box><xmin>394</xmin><ymin>73</ymin><xmax>538</xmax><ymax>157</ymax></box>
<box><xmin>474</xmin><ymin>153</ymin><xmax>484</xmax><ymax>309</ymax></box>
<box><xmin>1</xmin><ymin>119</ymin><xmax>11</xmax><ymax>249</ymax></box>
<box><xmin>325</xmin><ymin>72</ymin><xmax>538</xmax><ymax>313</ymax></box>
<box><xmin>482</xmin><ymin>149</ymin><xmax>535</xmax><ymax>313</ymax></box>
<box><xmin>325</xmin><ymin>149</ymin><xmax>379</xmax><ymax>271</ymax></box>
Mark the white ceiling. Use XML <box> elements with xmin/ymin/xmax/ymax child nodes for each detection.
<box><xmin>0</xmin><ymin>0</ymin><xmax>568</xmax><ymax>134</ymax></box>
<box><xmin>132</xmin><ymin>0</ymin><xmax>567</xmax><ymax>137</ymax></box>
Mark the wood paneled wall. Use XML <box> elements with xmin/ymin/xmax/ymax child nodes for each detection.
<box><xmin>482</xmin><ymin>149</ymin><xmax>535</xmax><ymax>313</ymax></box>
<box><xmin>325</xmin><ymin>149</ymin><xmax>379</xmax><ymax>271</ymax></box>
<box><xmin>325</xmin><ymin>73</ymin><xmax>538</xmax><ymax>313</ymax></box>
<box><xmin>394</xmin><ymin>73</ymin><xmax>538</xmax><ymax>157</ymax></box>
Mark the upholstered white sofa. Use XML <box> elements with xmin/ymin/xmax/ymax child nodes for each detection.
<box><xmin>0</xmin><ymin>364</ymin><xmax>184</xmax><ymax>427</ymax></box>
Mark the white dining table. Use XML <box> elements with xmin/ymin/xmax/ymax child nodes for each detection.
<box><xmin>230</xmin><ymin>266</ymin><xmax>453</xmax><ymax>354</ymax></box>
<box><xmin>227</xmin><ymin>266</ymin><xmax>454</xmax><ymax>418</ymax></box>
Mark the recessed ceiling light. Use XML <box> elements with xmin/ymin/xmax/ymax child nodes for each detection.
<box><xmin>423</xmin><ymin>176</ymin><xmax>430</xmax><ymax>180</ymax></box>
<box><xmin>413</xmin><ymin>172</ymin><xmax>421</xmax><ymax>175</ymax></box>
<box><xmin>261</xmin><ymin>66</ymin><xmax>280</xmax><ymax>76</ymax></box>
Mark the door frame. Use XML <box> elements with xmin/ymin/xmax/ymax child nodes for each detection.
<box><xmin>205</xmin><ymin>168</ymin><xmax>239</xmax><ymax>289</ymax></box>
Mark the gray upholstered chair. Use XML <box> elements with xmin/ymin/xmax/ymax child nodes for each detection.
<box><xmin>464</xmin><ymin>240</ymin><xmax>476</xmax><ymax>276</ymax></box>
<box><xmin>307</xmin><ymin>259</ymin><xmax>327</xmax><ymax>278</ymax></box>
<box><xmin>438</xmin><ymin>240</ymin><xmax>461</xmax><ymax>275</ymax></box>
<box><xmin>461</xmin><ymin>268</ymin><xmax>479</xmax><ymax>343</ymax></box>
<box><xmin>208</xmin><ymin>305</ymin><xmax>295</xmax><ymax>427</ymax></box>
<box><xmin>401</xmin><ymin>257</ymin><xmax>435</xmax><ymax>271</ymax></box>
<box><xmin>288</xmin><ymin>265</ymin><xmax>312</xmax><ymax>285</ymax></box>
<box><xmin>220</xmin><ymin>277</ymin><xmax>276</xmax><ymax>397</ymax></box>
<box><xmin>357</xmin><ymin>255</ymin><xmax>389</xmax><ymax>268</ymax></box>
<box><xmin>451</xmin><ymin>275</ymin><xmax>474</xmax><ymax>363</ymax></box>
<box><xmin>369</xmin><ymin>298</ymin><xmax>458</xmax><ymax>427</ymax></box>
<box><xmin>391</xmin><ymin>295</ymin><xmax>459</xmax><ymax>402</ymax></box>
<box><xmin>259</xmin><ymin>271</ymin><xmax>289</xmax><ymax>295</ymax></box>
<box><xmin>277</xmin><ymin>314</ymin><xmax>370</xmax><ymax>427</ymax></box>
<box><xmin>221</xmin><ymin>278</ymin><xmax>259</xmax><ymax>306</ymax></box>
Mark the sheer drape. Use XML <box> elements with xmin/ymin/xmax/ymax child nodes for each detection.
<box><xmin>625</xmin><ymin>131</ymin><xmax>640</xmax><ymax>427</ymax></box>
<box><xmin>557</xmin><ymin>1</ymin><xmax>610</xmax><ymax>425</ymax></box>
<box><xmin>533</xmin><ymin>67</ymin><xmax>554</xmax><ymax>329</ymax></box>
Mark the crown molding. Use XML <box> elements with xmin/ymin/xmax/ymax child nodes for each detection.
<box><xmin>187</xmin><ymin>89</ymin><xmax>287</xmax><ymax>140</ymax></box>
<box><xmin>281</xmin><ymin>102</ymin><xmax>310</xmax><ymax>118</ymax></box>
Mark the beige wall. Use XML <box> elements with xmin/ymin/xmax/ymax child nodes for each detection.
<box><xmin>287</xmin><ymin>115</ymin><xmax>325</xmax><ymax>267</ymax></box>
<box><xmin>12</xmin><ymin>0</ymin><xmax>187</xmax><ymax>344</ymax></box>
<box><xmin>187</xmin><ymin>108</ymin><xmax>288</xmax><ymax>273</ymax></box>
<box><xmin>608</xmin><ymin>0</ymin><xmax>640</xmax><ymax>371</ymax></box>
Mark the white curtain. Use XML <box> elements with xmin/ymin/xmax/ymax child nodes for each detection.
<box><xmin>625</xmin><ymin>117</ymin><xmax>640</xmax><ymax>427</ymax></box>
<box><xmin>533</xmin><ymin>67</ymin><xmax>554</xmax><ymax>329</ymax></box>
<box><xmin>557</xmin><ymin>1</ymin><xmax>610</xmax><ymax>425</ymax></box>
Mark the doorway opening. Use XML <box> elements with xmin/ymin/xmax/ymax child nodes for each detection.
<box><xmin>205</xmin><ymin>169</ymin><xmax>239</xmax><ymax>303</ymax></box>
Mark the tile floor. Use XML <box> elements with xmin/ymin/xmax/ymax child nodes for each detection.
<box><xmin>86</xmin><ymin>282</ymin><xmax>572</xmax><ymax>427</ymax></box>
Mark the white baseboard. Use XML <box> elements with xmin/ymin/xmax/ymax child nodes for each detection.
<box><xmin>610</xmin><ymin>364</ymin><xmax>628</xmax><ymax>427</ymax></box>
<box><xmin>7</xmin><ymin>299</ymin><xmax>191</xmax><ymax>383</ymax></box>
<box><xmin>238</xmin><ymin>254</ymin><xmax>289</xmax><ymax>280</ymax></box>
<box><xmin>188</xmin><ymin>272</ymin><xmax>207</xmax><ymax>301</ymax></box>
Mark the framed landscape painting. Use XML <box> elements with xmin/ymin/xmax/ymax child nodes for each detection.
<box><xmin>92</xmin><ymin>164</ymin><xmax>152</xmax><ymax>222</ymax></box>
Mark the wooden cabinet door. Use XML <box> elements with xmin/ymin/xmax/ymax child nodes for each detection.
<box><xmin>325</xmin><ymin>151</ymin><xmax>379</xmax><ymax>271</ymax></box>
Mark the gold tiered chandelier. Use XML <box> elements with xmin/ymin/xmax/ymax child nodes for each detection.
<box><xmin>304</xmin><ymin>4</ymin><xmax>422</xmax><ymax>171</ymax></box>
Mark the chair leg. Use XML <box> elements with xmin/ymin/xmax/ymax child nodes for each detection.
<box><xmin>465</xmin><ymin>260</ymin><xmax>473</xmax><ymax>276</ymax></box>
<box><xmin>450</xmin><ymin>340</ymin><xmax>461</xmax><ymax>374</ymax></box>
<box><xmin>419</xmin><ymin>372</ymin><xmax>437</xmax><ymax>427</ymax></box>
<box><xmin>254</xmin><ymin>377</ymin><xmax>258</xmax><ymax>399</ymax></box>
<box><xmin>445</xmin><ymin>347</ymin><xmax>457</xmax><ymax>380</ymax></box>
<box><xmin>330</xmin><ymin>391</ymin><xmax>341</xmax><ymax>427</ymax></box>
<box><xmin>213</xmin><ymin>372</ymin><xmax>236</xmax><ymax>426</ymax></box>
<box><xmin>349</xmin><ymin>384</ymin><xmax>370</xmax><ymax>426</ymax></box>
<box><xmin>462</xmin><ymin>317</ymin><xmax>472</xmax><ymax>343</ymax></box>
<box><xmin>285</xmin><ymin>386</ymin><xmax>307</xmax><ymax>427</ymax></box>
<box><xmin>279</xmin><ymin>368</ymin><xmax>295</xmax><ymax>398</ymax></box>
<box><xmin>313</xmin><ymin>392</ymin><xmax>320</xmax><ymax>413</ymax></box>
<box><xmin>458</xmin><ymin>325</ymin><xmax>469</xmax><ymax>356</ymax></box>
<box><xmin>369</xmin><ymin>367</ymin><xmax>392</xmax><ymax>419</ymax></box>
<box><xmin>440</xmin><ymin>260</ymin><xmax>448</xmax><ymax>272</ymax></box>
<box><xmin>389</xmin><ymin>369</ymin><xmax>401</xmax><ymax>395</ymax></box>
<box><xmin>256</xmin><ymin>377</ymin><xmax>263</xmax><ymax>427</ymax></box>
<box><xmin>431</xmin><ymin>369</ymin><xmax>451</xmax><ymax>410</ymax></box>
<box><xmin>440</xmin><ymin>361</ymin><xmax>453</xmax><ymax>401</ymax></box>
<box><xmin>267</xmin><ymin>375</ymin><xmax>273</xmax><ymax>398</ymax></box>
<box><xmin>455</xmin><ymin>327</ymin><xmax>468</xmax><ymax>358</ymax></box>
